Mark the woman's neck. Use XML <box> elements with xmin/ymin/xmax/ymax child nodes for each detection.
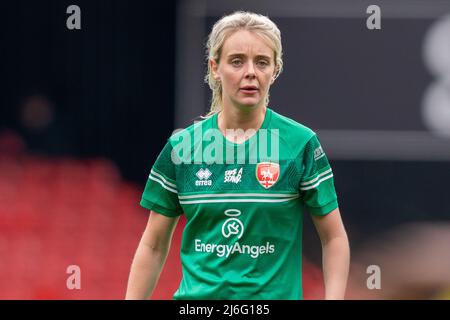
<box><xmin>218</xmin><ymin>104</ymin><xmax>266</xmax><ymax>132</ymax></box>
<box><xmin>217</xmin><ymin>104</ymin><xmax>267</xmax><ymax>144</ymax></box>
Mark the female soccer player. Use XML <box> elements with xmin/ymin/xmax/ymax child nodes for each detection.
<box><xmin>126</xmin><ymin>11</ymin><xmax>350</xmax><ymax>300</ymax></box>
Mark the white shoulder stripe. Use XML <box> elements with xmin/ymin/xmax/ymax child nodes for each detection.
<box><xmin>149</xmin><ymin>175</ymin><xmax>178</xmax><ymax>194</ymax></box>
<box><xmin>300</xmin><ymin>174</ymin><xmax>333</xmax><ymax>191</ymax></box>
<box><xmin>150</xmin><ymin>169</ymin><xmax>177</xmax><ymax>189</ymax></box>
<box><xmin>300</xmin><ymin>168</ymin><xmax>332</xmax><ymax>186</ymax></box>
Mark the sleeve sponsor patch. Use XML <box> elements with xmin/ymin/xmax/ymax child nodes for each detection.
<box><xmin>313</xmin><ymin>146</ymin><xmax>325</xmax><ymax>161</ymax></box>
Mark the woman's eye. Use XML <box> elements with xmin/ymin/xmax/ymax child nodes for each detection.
<box><xmin>231</xmin><ymin>59</ymin><xmax>242</xmax><ymax>66</ymax></box>
<box><xmin>257</xmin><ymin>60</ymin><xmax>269</xmax><ymax>67</ymax></box>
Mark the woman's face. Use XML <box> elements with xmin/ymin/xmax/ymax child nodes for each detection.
<box><xmin>211</xmin><ymin>30</ymin><xmax>277</xmax><ymax>110</ymax></box>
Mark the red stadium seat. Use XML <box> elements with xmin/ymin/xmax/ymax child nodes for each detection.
<box><xmin>0</xmin><ymin>154</ymin><xmax>172</xmax><ymax>299</ymax></box>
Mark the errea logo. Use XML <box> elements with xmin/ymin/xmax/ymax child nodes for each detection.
<box><xmin>195</xmin><ymin>168</ymin><xmax>212</xmax><ymax>186</ymax></box>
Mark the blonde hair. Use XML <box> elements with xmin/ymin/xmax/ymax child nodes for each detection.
<box><xmin>204</xmin><ymin>11</ymin><xmax>284</xmax><ymax>117</ymax></box>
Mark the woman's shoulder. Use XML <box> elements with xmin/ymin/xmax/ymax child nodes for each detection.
<box><xmin>270</xmin><ymin>108</ymin><xmax>316</xmax><ymax>141</ymax></box>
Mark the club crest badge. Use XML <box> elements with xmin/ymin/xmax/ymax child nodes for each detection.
<box><xmin>256</xmin><ymin>162</ymin><xmax>280</xmax><ymax>189</ymax></box>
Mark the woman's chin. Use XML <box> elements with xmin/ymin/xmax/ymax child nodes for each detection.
<box><xmin>235</xmin><ymin>99</ymin><xmax>263</xmax><ymax>109</ymax></box>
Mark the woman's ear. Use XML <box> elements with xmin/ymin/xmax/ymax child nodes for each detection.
<box><xmin>210</xmin><ymin>58</ymin><xmax>220</xmax><ymax>81</ymax></box>
<box><xmin>270</xmin><ymin>73</ymin><xmax>276</xmax><ymax>85</ymax></box>
<box><xmin>271</xmin><ymin>65</ymin><xmax>280</xmax><ymax>84</ymax></box>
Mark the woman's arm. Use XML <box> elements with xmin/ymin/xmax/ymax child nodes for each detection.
<box><xmin>125</xmin><ymin>211</ymin><xmax>180</xmax><ymax>300</ymax></box>
<box><xmin>311</xmin><ymin>207</ymin><xmax>350</xmax><ymax>300</ymax></box>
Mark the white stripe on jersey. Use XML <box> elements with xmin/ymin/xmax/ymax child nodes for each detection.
<box><xmin>150</xmin><ymin>169</ymin><xmax>178</xmax><ymax>188</ymax></box>
<box><xmin>149</xmin><ymin>175</ymin><xmax>178</xmax><ymax>194</ymax></box>
<box><xmin>300</xmin><ymin>168</ymin><xmax>332</xmax><ymax>186</ymax></box>
<box><xmin>179</xmin><ymin>195</ymin><xmax>299</xmax><ymax>205</ymax></box>
<box><xmin>300</xmin><ymin>174</ymin><xmax>333</xmax><ymax>191</ymax></box>
<box><xmin>178</xmin><ymin>193</ymin><xmax>298</xmax><ymax>199</ymax></box>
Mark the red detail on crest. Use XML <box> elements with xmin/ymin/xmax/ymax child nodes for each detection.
<box><xmin>256</xmin><ymin>162</ymin><xmax>280</xmax><ymax>189</ymax></box>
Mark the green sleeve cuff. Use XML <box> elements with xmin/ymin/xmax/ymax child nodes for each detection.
<box><xmin>307</xmin><ymin>199</ymin><xmax>338</xmax><ymax>216</ymax></box>
<box><xmin>140</xmin><ymin>198</ymin><xmax>182</xmax><ymax>217</ymax></box>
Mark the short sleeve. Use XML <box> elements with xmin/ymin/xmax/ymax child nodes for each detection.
<box><xmin>140</xmin><ymin>141</ymin><xmax>183</xmax><ymax>217</ymax></box>
<box><xmin>299</xmin><ymin>134</ymin><xmax>338</xmax><ymax>216</ymax></box>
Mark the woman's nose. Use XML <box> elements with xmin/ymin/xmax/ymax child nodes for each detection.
<box><xmin>245</xmin><ymin>62</ymin><xmax>256</xmax><ymax>78</ymax></box>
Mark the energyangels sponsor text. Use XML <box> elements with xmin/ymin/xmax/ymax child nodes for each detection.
<box><xmin>194</xmin><ymin>240</ymin><xmax>275</xmax><ymax>259</ymax></box>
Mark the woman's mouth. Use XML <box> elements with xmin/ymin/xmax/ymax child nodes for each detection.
<box><xmin>240</xmin><ymin>86</ymin><xmax>258</xmax><ymax>94</ymax></box>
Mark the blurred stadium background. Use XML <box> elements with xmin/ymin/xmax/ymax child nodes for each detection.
<box><xmin>1</xmin><ymin>0</ymin><xmax>450</xmax><ymax>299</ymax></box>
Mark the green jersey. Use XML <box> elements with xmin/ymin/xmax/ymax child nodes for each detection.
<box><xmin>140</xmin><ymin>107</ymin><xmax>338</xmax><ymax>300</ymax></box>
